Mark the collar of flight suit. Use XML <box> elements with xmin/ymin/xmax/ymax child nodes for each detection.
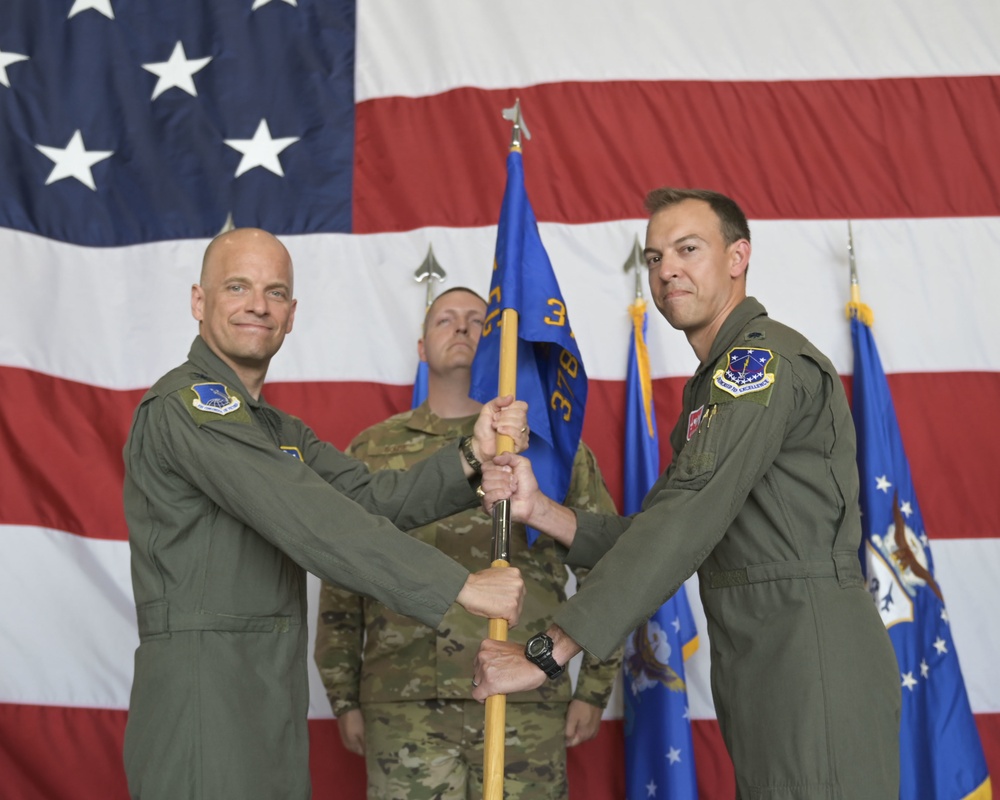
<box><xmin>186</xmin><ymin>335</ymin><xmax>273</xmax><ymax>413</ymax></box>
<box><xmin>695</xmin><ymin>296</ymin><xmax>769</xmax><ymax>380</ymax></box>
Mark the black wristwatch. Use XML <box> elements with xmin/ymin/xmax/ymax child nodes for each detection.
<box><xmin>525</xmin><ymin>632</ymin><xmax>563</xmax><ymax>679</ymax></box>
<box><xmin>459</xmin><ymin>435</ymin><xmax>482</xmax><ymax>474</ymax></box>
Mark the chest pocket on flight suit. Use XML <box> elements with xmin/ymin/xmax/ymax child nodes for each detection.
<box><xmin>667</xmin><ymin>402</ymin><xmax>733</xmax><ymax>491</ymax></box>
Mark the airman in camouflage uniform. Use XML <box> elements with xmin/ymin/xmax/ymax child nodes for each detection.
<box><xmin>315</xmin><ymin>288</ymin><xmax>621</xmax><ymax>800</ymax></box>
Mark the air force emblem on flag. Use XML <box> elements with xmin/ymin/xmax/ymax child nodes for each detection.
<box><xmin>624</xmin><ymin>619</ymin><xmax>686</xmax><ymax>695</ymax></box>
<box><xmin>191</xmin><ymin>383</ymin><xmax>241</xmax><ymax>415</ymax></box>
<box><xmin>713</xmin><ymin>348</ymin><xmax>776</xmax><ymax>398</ymax></box>
<box><xmin>866</xmin><ymin>492</ymin><xmax>943</xmax><ymax>628</ymax></box>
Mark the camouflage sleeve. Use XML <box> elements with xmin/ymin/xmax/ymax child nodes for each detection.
<box><xmin>564</xmin><ymin>443</ymin><xmax>625</xmax><ymax>707</ymax></box>
<box><xmin>313</xmin><ymin>579</ymin><xmax>365</xmax><ymax>717</ymax></box>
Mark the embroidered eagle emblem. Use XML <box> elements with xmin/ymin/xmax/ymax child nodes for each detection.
<box><xmin>624</xmin><ymin>620</ymin><xmax>686</xmax><ymax>694</ymax></box>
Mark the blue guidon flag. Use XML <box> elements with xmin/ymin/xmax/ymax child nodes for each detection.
<box><xmin>713</xmin><ymin>347</ymin><xmax>775</xmax><ymax>397</ymax></box>
<box><xmin>191</xmin><ymin>383</ymin><xmax>240</xmax><ymax>415</ymax></box>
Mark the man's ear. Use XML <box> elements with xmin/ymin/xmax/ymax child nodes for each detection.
<box><xmin>191</xmin><ymin>284</ymin><xmax>204</xmax><ymax>322</ymax></box>
<box><xmin>417</xmin><ymin>338</ymin><xmax>427</xmax><ymax>363</ymax></box>
<box><xmin>729</xmin><ymin>239</ymin><xmax>751</xmax><ymax>278</ymax></box>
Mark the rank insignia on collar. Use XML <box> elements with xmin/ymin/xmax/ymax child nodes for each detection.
<box><xmin>191</xmin><ymin>383</ymin><xmax>241</xmax><ymax>415</ymax></box>
<box><xmin>713</xmin><ymin>348</ymin><xmax>776</xmax><ymax>398</ymax></box>
<box><xmin>280</xmin><ymin>446</ymin><xmax>303</xmax><ymax>460</ymax></box>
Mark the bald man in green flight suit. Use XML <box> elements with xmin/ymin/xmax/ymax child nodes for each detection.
<box><xmin>122</xmin><ymin>228</ymin><xmax>528</xmax><ymax>800</ymax></box>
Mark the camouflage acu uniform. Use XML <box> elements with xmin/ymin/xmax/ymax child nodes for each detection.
<box><xmin>315</xmin><ymin>403</ymin><xmax>621</xmax><ymax>800</ymax></box>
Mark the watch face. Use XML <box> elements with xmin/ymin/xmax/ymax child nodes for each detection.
<box><xmin>527</xmin><ymin>634</ymin><xmax>549</xmax><ymax>658</ymax></box>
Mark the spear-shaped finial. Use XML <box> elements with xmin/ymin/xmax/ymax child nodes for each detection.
<box><xmin>623</xmin><ymin>234</ymin><xmax>646</xmax><ymax>300</ymax></box>
<box><xmin>413</xmin><ymin>243</ymin><xmax>447</xmax><ymax>308</ymax></box>
<box><xmin>845</xmin><ymin>220</ymin><xmax>873</xmax><ymax>326</ymax></box>
<box><xmin>217</xmin><ymin>212</ymin><xmax>235</xmax><ymax>235</ymax></box>
<box><xmin>501</xmin><ymin>99</ymin><xmax>532</xmax><ymax>150</ymax></box>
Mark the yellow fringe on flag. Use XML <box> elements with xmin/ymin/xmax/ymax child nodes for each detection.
<box><xmin>629</xmin><ymin>298</ymin><xmax>655</xmax><ymax>439</ymax></box>
<box><xmin>845</xmin><ymin>283</ymin><xmax>874</xmax><ymax>327</ymax></box>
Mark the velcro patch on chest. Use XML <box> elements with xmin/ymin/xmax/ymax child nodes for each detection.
<box><xmin>183</xmin><ymin>383</ymin><xmax>252</xmax><ymax>425</ymax></box>
<box><xmin>191</xmin><ymin>383</ymin><xmax>240</xmax><ymax>414</ymax></box>
<box><xmin>710</xmin><ymin>348</ymin><xmax>778</xmax><ymax>406</ymax></box>
<box><xmin>280</xmin><ymin>445</ymin><xmax>303</xmax><ymax>460</ymax></box>
<box><xmin>686</xmin><ymin>405</ymin><xmax>704</xmax><ymax>441</ymax></box>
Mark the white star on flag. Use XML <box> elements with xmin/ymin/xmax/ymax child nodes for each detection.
<box><xmin>666</xmin><ymin>746</ymin><xmax>682</xmax><ymax>764</ymax></box>
<box><xmin>671</xmin><ymin>616</ymin><xmax>681</xmax><ymax>632</ymax></box>
<box><xmin>941</xmin><ymin>608</ymin><xmax>949</xmax><ymax>624</ymax></box>
<box><xmin>900</xmin><ymin>500</ymin><xmax>913</xmax><ymax>517</ymax></box>
<box><xmin>0</xmin><ymin>48</ymin><xmax>29</xmax><ymax>89</ymax></box>
<box><xmin>142</xmin><ymin>42</ymin><xmax>212</xmax><ymax>100</ymax></box>
<box><xmin>933</xmin><ymin>637</ymin><xmax>948</xmax><ymax>655</ymax></box>
<box><xmin>251</xmin><ymin>0</ymin><xmax>297</xmax><ymax>9</ymax></box>
<box><xmin>68</xmin><ymin>0</ymin><xmax>115</xmax><ymax>19</ymax></box>
<box><xmin>875</xmin><ymin>475</ymin><xmax>892</xmax><ymax>493</ymax></box>
<box><xmin>920</xmin><ymin>659</ymin><xmax>930</xmax><ymax>678</ymax></box>
<box><xmin>645</xmin><ymin>779</ymin><xmax>657</xmax><ymax>797</ymax></box>
<box><xmin>902</xmin><ymin>672</ymin><xmax>918</xmax><ymax>691</ymax></box>
<box><xmin>35</xmin><ymin>130</ymin><xmax>113</xmax><ymax>190</ymax></box>
<box><xmin>224</xmin><ymin>119</ymin><xmax>300</xmax><ymax>178</ymax></box>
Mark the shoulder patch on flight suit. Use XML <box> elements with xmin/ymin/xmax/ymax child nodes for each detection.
<box><xmin>280</xmin><ymin>445</ymin><xmax>303</xmax><ymax>460</ymax></box>
<box><xmin>182</xmin><ymin>383</ymin><xmax>252</xmax><ymax>425</ymax></box>
<box><xmin>710</xmin><ymin>347</ymin><xmax>778</xmax><ymax>407</ymax></box>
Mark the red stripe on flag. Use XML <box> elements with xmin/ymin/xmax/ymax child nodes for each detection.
<box><xmin>353</xmin><ymin>76</ymin><xmax>1000</xmax><ymax>233</ymax></box>
<box><xmin>4</xmin><ymin>706</ymin><xmax>996</xmax><ymax>799</ymax></box>
<box><xmin>4</xmin><ymin>368</ymin><xmax>997</xmax><ymax>541</ymax></box>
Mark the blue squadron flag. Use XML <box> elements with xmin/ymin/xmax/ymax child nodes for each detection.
<box><xmin>621</xmin><ymin>298</ymin><xmax>699</xmax><ymax>800</ymax></box>
<box><xmin>411</xmin><ymin>361</ymin><xmax>429</xmax><ymax>408</ymax></box>
<box><xmin>850</xmin><ymin>307</ymin><xmax>991</xmax><ymax>800</ymax></box>
<box><xmin>470</xmin><ymin>148</ymin><xmax>586</xmax><ymax>545</ymax></box>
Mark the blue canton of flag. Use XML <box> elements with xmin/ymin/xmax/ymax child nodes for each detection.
<box><xmin>0</xmin><ymin>0</ymin><xmax>355</xmax><ymax>245</ymax></box>
<box><xmin>470</xmin><ymin>148</ymin><xmax>585</xmax><ymax>546</ymax></box>
<box><xmin>851</xmin><ymin>313</ymin><xmax>990</xmax><ymax>800</ymax></box>
<box><xmin>622</xmin><ymin>299</ymin><xmax>699</xmax><ymax>800</ymax></box>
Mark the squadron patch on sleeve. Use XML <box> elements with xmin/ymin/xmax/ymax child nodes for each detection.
<box><xmin>191</xmin><ymin>383</ymin><xmax>241</xmax><ymax>415</ymax></box>
<box><xmin>280</xmin><ymin>445</ymin><xmax>303</xmax><ymax>460</ymax></box>
<box><xmin>711</xmin><ymin>348</ymin><xmax>778</xmax><ymax>406</ymax></box>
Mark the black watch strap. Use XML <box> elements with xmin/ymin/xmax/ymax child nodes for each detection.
<box><xmin>524</xmin><ymin>632</ymin><xmax>563</xmax><ymax>679</ymax></box>
<box><xmin>459</xmin><ymin>435</ymin><xmax>482</xmax><ymax>473</ymax></box>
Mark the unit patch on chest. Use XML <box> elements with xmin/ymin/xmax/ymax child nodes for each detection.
<box><xmin>280</xmin><ymin>446</ymin><xmax>303</xmax><ymax>460</ymax></box>
<box><xmin>191</xmin><ymin>383</ymin><xmax>240</xmax><ymax>414</ymax></box>
<box><xmin>184</xmin><ymin>383</ymin><xmax>252</xmax><ymax>425</ymax></box>
<box><xmin>711</xmin><ymin>348</ymin><xmax>778</xmax><ymax>406</ymax></box>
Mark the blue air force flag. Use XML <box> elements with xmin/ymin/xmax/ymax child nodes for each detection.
<box><xmin>411</xmin><ymin>360</ymin><xmax>429</xmax><ymax>409</ymax></box>
<box><xmin>622</xmin><ymin>299</ymin><xmax>699</xmax><ymax>800</ymax></box>
<box><xmin>851</xmin><ymin>313</ymin><xmax>990</xmax><ymax>800</ymax></box>
<box><xmin>470</xmin><ymin>148</ymin><xmax>586</xmax><ymax>545</ymax></box>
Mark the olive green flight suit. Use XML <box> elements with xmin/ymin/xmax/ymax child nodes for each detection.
<box><xmin>554</xmin><ymin>298</ymin><xmax>901</xmax><ymax>799</ymax></box>
<box><xmin>122</xmin><ymin>336</ymin><xmax>480</xmax><ymax>800</ymax></box>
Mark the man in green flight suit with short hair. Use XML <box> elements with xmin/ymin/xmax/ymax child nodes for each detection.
<box><xmin>314</xmin><ymin>286</ymin><xmax>622</xmax><ymax>800</ymax></box>
<box><xmin>474</xmin><ymin>189</ymin><xmax>902</xmax><ymax>798</ymax></box>
<box><xmin>122</xmin><ymin>229</ymin><xmax>528</xmax><ymax>800</ymax></box>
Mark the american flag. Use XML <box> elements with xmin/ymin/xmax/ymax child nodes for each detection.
<box><xmin>1</xmin><ymin>1</ymin><xmax>998</xmax><ymax>797</ymax></box>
